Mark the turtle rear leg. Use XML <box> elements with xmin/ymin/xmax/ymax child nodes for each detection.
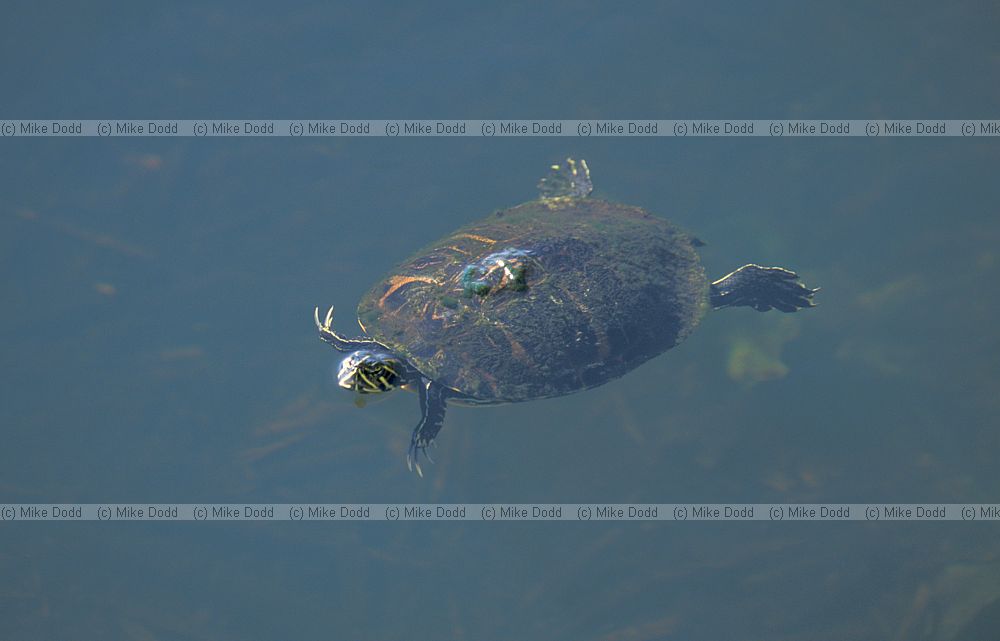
<box><xmin>710</xmin><ymin>264</ymin><xmax>818</xmax><ymax>312</ymax></box>
<box><xmin>407</xmin><ymin>378</ymin><xmax>450</xmax><ymax>477</ymax></box>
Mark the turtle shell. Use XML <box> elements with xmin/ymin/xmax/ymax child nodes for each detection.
<box><xmin>357</xmin><ymin>198</ymin><xmax>709</xmax><ymax>402</ymax></box>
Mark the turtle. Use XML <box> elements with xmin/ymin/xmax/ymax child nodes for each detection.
<box><xmin>315</xmin><ymin>159</ymin><xmax>818</xmax><ymax>475</ymax></box>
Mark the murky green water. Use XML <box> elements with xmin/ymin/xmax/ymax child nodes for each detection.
<box><xmin>2</xmin><ymin>4</ymin><xmax>999</xmax><ymax>640</ymax></box>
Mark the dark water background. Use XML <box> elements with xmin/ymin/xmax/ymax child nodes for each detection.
<box><xmin>2</xmin><ymin>3</ymin><xmax>999</xmax><ymax>640</ymax></box>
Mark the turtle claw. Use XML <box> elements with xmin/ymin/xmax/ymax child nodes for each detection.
<box><xmin>406</xmin><ymin>436</ymin><xmax>435</xmax><ymax>477</ymax></box>
<box><xmin>406</xmin><ymin>453</ymin><xmax>420</xmax><ymax>477</ymax></box>
<box><xmin>314</xmin><ymin>305</ymin><xmax>335</xmax><ymax>331</ymax></box>
<box><xmin>315</xmin><ymin>305</ymin><xmax>376</xmax><ymax>352</ymax></box>
<box><xmin>406</xmin><ymin>452</ymin><xmax>425</xmax><ymax>478</ymax></box>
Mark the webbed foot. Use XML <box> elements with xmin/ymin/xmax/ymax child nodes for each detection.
<box><xmin>407</xmin><ymin>378</ymin><xmax>449</xmax><ymax>477</ymax></box>
<box><xmin>537</xmin><ymin>158</ymin><xmax>592</xmax><ymax>200</ymax></box>
<box><xmin>710</xmin><ymin>264</ymin><xmax>818</xmax><ymax>312</ymax></box>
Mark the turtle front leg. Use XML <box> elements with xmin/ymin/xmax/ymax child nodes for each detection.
<box><xmin>710</xmin><ymin>265</ymin><xmax>818</xmax><ymax>312</ymax></box>
<box><xmin>407</xmin><ymin>378</ymin><xmax>449</xmax><ymax>477</ymax></box>
<box><xmin>314</xmin><ymin>306</ymin><xmax>380</xmax><ymax>352</ymax></box>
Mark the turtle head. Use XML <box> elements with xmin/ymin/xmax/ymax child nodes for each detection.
<box><xmin>337</xmin><ymin>350</ymin><xmax>405</xmax><ymax>395</ymax></box>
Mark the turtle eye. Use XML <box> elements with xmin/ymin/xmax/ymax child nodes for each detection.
<box><xmin>357</xmin><ymin>359</ymin><xmax>401</xmax><ymax>393</ymax></box>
